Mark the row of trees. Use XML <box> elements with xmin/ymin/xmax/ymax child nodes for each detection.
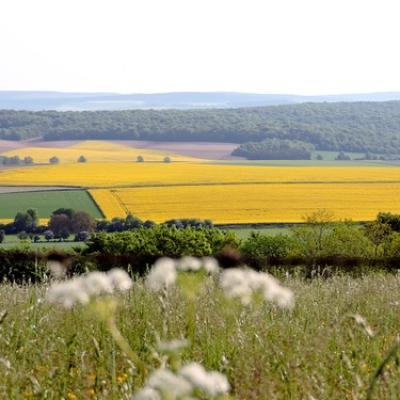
<box><xmin>0</xmin><ymin>155</ymin><xmax>33</xmax><ymax>166</ymax></box>
<box><xmin>0</xmin><ymin>208</ymin><xmax>214</xmax><ymax>242</ymax></box>
<box><xmin>50</xmin><ymin>155</ymin><xmax>86</xmax><ymax>164</ymax></box>
<box><xmin>240</xmin><ymin>210</ymin><xmax>400</xmax><ymax>264</ymax></box>
<box><xmin>2</xmin><ymin>102</ymin><xmax>400</xmax><ymax>154</ymax></box>
<box><xmin>0</xmin><ymin>155</ymin><xmax>88</xmax><ymax>166</ymax></box>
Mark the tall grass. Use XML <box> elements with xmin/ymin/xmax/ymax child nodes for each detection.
<box><xmin>1</xmin><ymin>272</ymin><xmax>400</xmax><ymax>399</ymax></box>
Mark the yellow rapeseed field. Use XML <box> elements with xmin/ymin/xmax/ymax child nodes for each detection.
<box><xmin>1</xmin><ymin>162</ymin><xmax>400</xmax><ymax>187</ymax></box>
<box><xmin>1</xmin><ymin>140</ymin><xmax>198</xmax><ymax>163</ymax></box>
<box><xmin>90</xmin><ymin>182</ymin><xmax>400</xmax><ymax>223</ymax></box>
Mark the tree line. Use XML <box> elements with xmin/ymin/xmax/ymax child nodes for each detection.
<box><xmin>0</xmin><ymin>208</ymin><xmax>214</xmax><ymax>243</ymax></box>
<box><xmin>4</xmin><ymin>210</ymin><xmax>400</xmax><ymax>283</ymax></box>
<box><xmin>3</xmin><ymin>101</ymin><xmax>400</xmax><ymax>155</ymax></box>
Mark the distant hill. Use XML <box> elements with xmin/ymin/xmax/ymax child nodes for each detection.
<box><xmin>2</xmin><ymin>91</ymin><xmax>400</xmax><ymax>111</ymax></box>
<box><xmin>2</xmin><ymin>101</ymin><xmax>400</xmax><ymax>155</ymax></box>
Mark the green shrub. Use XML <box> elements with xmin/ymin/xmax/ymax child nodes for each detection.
<box><xmin>241</xmin><ymin>233</ymin><xmax>292</xmax><ymax>266</ymax></box>
<box><xmin>85</xmin><ymin>225</ymin><xmax>239</xmax><ymax>258</ymax></box>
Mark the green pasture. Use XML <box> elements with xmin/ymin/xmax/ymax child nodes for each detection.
<box><xmin>0</xmin><ymin>189</ymin><xmax>103</xmax><ymax>219</ymax></box>
<box><xmin>0</xmin><ymin>234</ymin><xmax>86</xmax><ymax>249</ymax></box>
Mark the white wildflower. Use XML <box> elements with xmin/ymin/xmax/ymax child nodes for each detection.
<box><xmin>220</xmin><ymin>268</ymin><xmax>294</xmax><ymax>308</ymax></box>
<box><xmin>145</xmin><ymin>258</ymin><xmax>177</xmax><ymax>292</ymax></box>
<box><xmin>46</xmin><ymin>278</ymin><xmax>89</xmax><ymax>308</ymax></box>
<box><xmin>107</xmin><ymin>268</ymin><xmax>133</xmax><ymax>292</ymax></box>
<box><xmin>47</xmin><ymin>260</ymin><xmax>66</xmax><ymax>279</ymax></box>
<box><xmin>47</xmin><ymin>268</ymin><xmax>132</xmax><ymax>308</ymax></box>
<box><xmin>179</xmin><ymin>362</ymin><xmax>230</xmax><ymax>396</ymax></box>
<box><xmin>353</xmin><ymin>314</ymin><xmax>374</xmax><ymax>337</ymax></box>
<box><xmin>254</xmin><ymin>272</ymin><xmax>294</xmax><ymax>309</ymax></box>
<box><xmin>132</xmin><ymin>387</ymin><xmax>161</xmax><ymax>400</ymax></box>
<box><xmin>219</xmin><ymin>268</ymin><xmax>253</xmax><ymax>305</ymax></box>
<box><xmin>82</xmin><ymin>271</ymin><xmax>114</xmax><ymax>296</ymax></box>
<box><xmin>201</xmin><ymin>257</ymin><xmax>220</xmax><ymax>274</ymax></box>
<box><xmin>147</xmin><ymin>368</ymin><xmax>193</xmax><ymax>399</ymax></box>
<box><xmin>176</xmin><ymin>256</ymin><xmax>203</xmax><ymax>272</ymax></box>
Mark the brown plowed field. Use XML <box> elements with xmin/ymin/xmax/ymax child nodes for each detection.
<box><xmin>113</xmin><ymin>140</ymin><xmax>243</xmax><ymax>160</ymax></box>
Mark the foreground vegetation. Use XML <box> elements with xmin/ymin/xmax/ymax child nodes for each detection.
<box><xmin>2</xmin><ymin>272</ymin><xmax>400</xmax><ymax>399</ymax></box>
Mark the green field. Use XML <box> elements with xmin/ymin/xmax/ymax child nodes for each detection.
<box><xmin>0</xmin><ymin>190</ymin><xmax>103</xmax><ymax>219</ymax></box>
<box><xmin>216</xmin><ymin>150</ymin><xmax>400</xmax><ymax>166</ymax></box>
<box><xmin>225</xmin><ymin>225</ymin><xmax>292</xmax><ymax>238</ymax></box>
<box><xmin>0</xmin><ymin>234</ymin><xmax>86</xmax><ymax>249</ymax></box>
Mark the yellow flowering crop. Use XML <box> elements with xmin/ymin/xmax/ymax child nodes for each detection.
<box><xmin>1</xmin><ymin>162</ymin><xmax>399</xmax><ymax>188</ymax></box>
<box><xmin>1</xmin><ymin>140</ymin><xmax>199</xmax><ymax>163</ymax></box>
<box><xmin>90</xmin><ymin>182</ymin><xmax>400</xmax><ymax>223</ymax></box>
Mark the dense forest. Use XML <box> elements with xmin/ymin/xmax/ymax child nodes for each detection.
<box><xmin>232</xmin><ymin>139</ymin><xmax>315</xmax><ymax>160</ymax></box>
<box><xmin>2</xmin><ymin>101</ymin><xmax>400</xmax><ymax>154</ymax></box>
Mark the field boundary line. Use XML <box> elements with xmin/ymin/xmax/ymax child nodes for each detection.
<box><xmin>86</xmin><ymin>190</ymin><xmax>106</xmax><ymax>218</ymax></box>
<box><xmin>88</xmin><ymin>180</ymin><xmax>400</xmax><ymax>190</ymax></box>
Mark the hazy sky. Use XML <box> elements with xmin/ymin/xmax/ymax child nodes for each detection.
<box><xmin>1</xmin><ymin>0</ymin><xmax>400</xmax><ymax>94</ymax></box>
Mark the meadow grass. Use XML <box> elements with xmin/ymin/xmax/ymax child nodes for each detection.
<box><xmin>2</xmin><ymin>272</ymin><xmax>400</xmax><ymax>399</ymax></box>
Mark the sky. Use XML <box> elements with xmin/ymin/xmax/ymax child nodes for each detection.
<box><xmin>1</xmin><ymin>0</ymin><xmax>400</xmax><ymax>95</ymax></box>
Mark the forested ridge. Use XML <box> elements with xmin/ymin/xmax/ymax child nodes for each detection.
<box><xmin>2</xmin><ymin>101</ymin><xmax>400</xmax><ymax>154</ymax></box>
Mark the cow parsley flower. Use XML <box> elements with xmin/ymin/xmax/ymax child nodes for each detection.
<box><xmin>132</xmin><ymin>363</ymin><xmax>230</xmax><ymax>399</ymax></box>
<box><xmin>82</xmin><ymin>271</ymin><xmax>114</xmax><ymax>296</ymax></box>
<box><xmin>176</xmin><ymin>256</ymin><xmax>203</xmax><ymax>272</ymax></box>
<box><xmin>47</xmin><ymin>268</ymin><xmax>133</xmax><ymax>308</ymax></box>
<box><xmin>108</xmin><ymin>268</ymin><xmax>133</xmax><ymax>292</ymax></box>
<box><xmin>220</xmin><ymin>268</ymin><xmax>294</xmax><ymax>308</ymax></box>
<box><xmin>147</xmin><ymin>368</ymin><xmax>193</xmax><ymax>398</ymax></box>
<box><xmin>46</xmin><ymin>277</ymin><xmax>89</xmax><ymax>308</ymax></box>
<box><xmin>145</xmin><ymin>258</ymin><xmax>177</xmax><ymax>292</ymax></box>
<box><xmin>201</xmin><ymin>257</ymin><xmax>220</xmax><ymax>274</ymax></box>
<box><xmin>179</xmin><ymin>362</ymin><xmax>230</xmax><ymax>397</ymax></box>
<box><xmin>353</xmin><ymin>314</ymin><xmax>374</xmax><ymax>337</ymax></box>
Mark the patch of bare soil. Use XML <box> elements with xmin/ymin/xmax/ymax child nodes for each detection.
<box><xmin>113</xmin><ymin>140</ymin><xmax>243</xmax><ymax>160</ymax></box>
<box><xmin>0</xmin><ymin>140</ymin><xmax>29</xmax><ymax>153</ymax></box>
<box><xmin>27</xmin><ymin>140</ymin><xmax>81</xmax><ymax>148</ymax></box>
<box><xmin>0</xmin><ymin>139</ymin><xmax>81</xmax><ymax>154</ymax></box>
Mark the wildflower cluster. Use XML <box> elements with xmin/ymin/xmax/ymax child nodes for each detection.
<box><xmin>145</xmin><ymin>257</ymin><xmax>218</xmax><ymax>292</ymax></box>
<box><xmin>133</xmin><ymin>362</ymin><xmax>230</xmax><ymax>400</ymax></box>
<box><xmin>47</xmin><ymin>269</ymin><xmax>132</xmax><ymax>308</ymax></box>
<box><xmin>145</xmin><ymin>257</ymin><xmax>294</xmax><ymax>309</ymax></box>
<box><xmin>220</xmin><ymin>268</ymin><xmax>294</xmax><ymax>308</ymax></box>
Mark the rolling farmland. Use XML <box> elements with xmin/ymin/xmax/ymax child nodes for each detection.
<box><xmin>1</xmin><ymin>140</ymin><xmax>199</xmax><ymax>163</ymax></box>
<box><xmin>1</xmin><ymin>140</ymin><xmax>400</xmax><ymax>223</ymax></box>
<box><xmin>1</xmin><ymin>162</ymin><xmax>400</xmax><ymax>187</ymax></box>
